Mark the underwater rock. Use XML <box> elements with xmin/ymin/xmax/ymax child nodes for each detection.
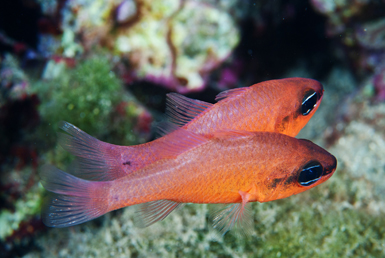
<box><xmin>0</xmin><ymin>54</ymin><xmax>30</xmax><ymax>104</ymax></box>
<box><xmin>356</xmin><ymin>18</ymin><xmax>385</xmax><ymax>50</ymax></box>
<box><xmin>0</xmin><ymin>166</ymin><xmax>45</xmax><ymax>257</ymax></box>
<box><xmin>115</xmin><ymin>0</ymin><xmax>137</xmax><ymax>24</ymax></box>
<box><xmin>38</xmin><ymin>0</ymin><xmax>240</xmax><ymax>93</ymax></box>
<box><xmin>310</xmin><ymin>0</ymin><xmax>385</xmax><ymax>78</ymax></box>
<box><xmin>0</xmin><ymin>170</ymin><xmax>43</xmax><ymax>241</ymax></box>
<box><xmin>328</xmin><ymin>98</ymin><xmax>385</xmax><ymax>215</ymax></box>
<box><xmin>36</xmin><ymin>0</ymin><xmax>60</xmax><ymax>16</ymax></box>
<box><xmin>373</xmin><ymin>67</ymin><xmax>385</xmax><ymax>101</ymax></box>
<box><xmin>0</xmin><ymin>55</ymin><xmax>45</xmax><ymax>255</ymax></box>
<box><xmin>310</xmin><ymin>0</ymin><xmax>369</xmax><ymax>33</ymax></box>
<box><xmin>167</xmin><ymin>1</ymin><xmax>239</xmax><ymax>92</ymax></box>
<box><xmin>32</xmin><ymin>55</ymin><xmax>152</xmax><ymax>146</ymax></box>
<box><xmin>0</xmin><ymin>54</ymin><xmax>40</xmax><ymax>169</ymax></box>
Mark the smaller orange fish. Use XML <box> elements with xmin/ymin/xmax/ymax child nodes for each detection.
<box><xmin>59</xmin><ymin>78</ymin><xmax>324</xmax><ymax>181</ymax></box>
<box><xmin>40</xmin><ymin>129</ymin><xmax>336</xmax><ymax>234</ymax></box>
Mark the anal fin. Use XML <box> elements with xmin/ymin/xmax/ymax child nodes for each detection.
<box><xmin>134</xmin><ymin>200</ymin><xmax>185</xmax><ymax>228</ymax></box>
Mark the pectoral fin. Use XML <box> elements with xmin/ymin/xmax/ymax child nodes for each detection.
<box><xmin>210</xmin><ymin>190</ymin><xmax>254</xmax><ymax>236</ymax></box>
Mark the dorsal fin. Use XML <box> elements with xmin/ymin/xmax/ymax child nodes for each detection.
<box><xmin>165</xmin><ymin>93</ymin><xmax>213</xmax><ymax>128</ymax></box>
<box><xmin>215</xmin><ymin>87</ymin><xmax>248</xmax><ymax>102</ymax></box>
<box><xmin>156</xmin><ymin>121</ymin><xmax>180</xmax><ymax>138</ymax></box>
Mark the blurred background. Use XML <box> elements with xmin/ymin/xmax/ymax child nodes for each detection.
<box><xmin>0</xmin><ymin>0</ymin><xmax>385</xmax><ymax>257</ymax></box>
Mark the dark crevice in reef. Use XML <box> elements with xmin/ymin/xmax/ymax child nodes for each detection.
<box><xmin>235</xmin><ymin>0</ymin><xmax>338</xmax><ymax>83</ymax></box>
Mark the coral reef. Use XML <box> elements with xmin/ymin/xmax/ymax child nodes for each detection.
<box><xmin>22</xmin><ymin>66</ymin><xmax>385</xmax><ymax>258</ymax></box>
<box><xmin>32</xmin><ymin>55</ymin><xmax>152</xmax><ymax>146</ymax></box>
<box><xmin>0</xmin><ymin>54</ymin><xmax>31</xmax><ymax>105</ymax></box>
<box><xmin>0</xmin><ymin>53</ymin><xmax>152</xmax><ymax>257</ymax></box>
<box><xmin>310</xmin><ymin>0</ymin><xmax>385</xmax><ymax>89</ymax></box>
<box><xmin>1</xmin><ymin>0</ymin><xmax>385</xmax><ymax>257</ymax></box>
<box><xmin>356</xmin><ymin>18</ymin><xmax>385</xmax><ymax>50</ymax></box>
<box><xmin>0</xmin><ymin>170</ymin><xmax>43</xmax><ymax>240</ymax></box>
<box><xmin>372</xmin><ymin>67</ymin><xmax>385</xmax><ymax>101</ymax></box>
<box><xmin>37</xmin><ymin>0</ymin><xmax>240</xmax><ymax>93</ymax></box>
<box><xmin>0</xmin><ymin>54</ymin><xmax>40</xmax><ymax>169</ymax></box>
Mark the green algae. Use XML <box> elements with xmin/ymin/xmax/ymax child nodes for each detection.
<box><xmin>29</xmin><ymin>54</ymin><xmax>152</xmax><ymax>174</ymax></box>
<box><xmin>0</xmin><ymin>169</ymin><xmax>44</xmax><ymax>240</ymax></box>
<box><xmin>31</xmin><ymin>55</ymin><xmax>150</xmax><ymax>145</ymax></box>
<box><xmin>32</xmin><ymin>56</ymin><xmax>121</xmax><ymax>138</ymax></box>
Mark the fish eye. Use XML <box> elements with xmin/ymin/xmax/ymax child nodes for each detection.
<box><xmin>298</xmin><ymin>161</ymin><xmax>323</xmax><ymax>186</ymax></box>
<box><xmin>301</xmin><ymin>90</ymin><xmax>318</xmax><ymax>116</ymax></box>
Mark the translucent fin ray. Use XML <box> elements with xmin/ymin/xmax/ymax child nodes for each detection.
<box><xmin>39</xmin><ymin>165</ymin><xmax>109</xmax><ymax>228</ymax></box>
<box><xmin>41</xmin><ymin>193</ymin><xmax>107</xmax><ymax>228</ymax></box>
<box><xmin>165</xmin><ymin>93</ymin><xmax>213</xmax><ymax>130</ymax></box>
<box><xmin>215</xmin><ymin>87</ymin><xmax>248</xmax><ymax>102</ymax></box>
<box><xmin>156</xmin><ymin>122</ymin><xmax>180</xmax><ymax>138</ymax></box>
<box><xmin>210</xmin><ymin>203</ymin><xmax>253</xmax><ymax>236</ymax></box>
<box><xmin>40</xmin><ymin>164</ymin><xmax>91</xmax><ymax>196</ymax></box>
<box><xmin>58</xmin><ymin>121</ymin><xmax>126</xmax><ymax>181</ymax></box>
<box><xmin>134</xmin><ymin>200</ymin><xmax>185</xmax><ymax>228</ymax></box>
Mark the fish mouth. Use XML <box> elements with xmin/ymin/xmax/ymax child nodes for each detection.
<box><xmin>323</xmin><ymin>167</ymin><xmax>335</xmax><ymax>176</ymax></box>
<box><xmin>323</xmin><ymin>156</ymin><xmax>337</xmax><ymax>176</ymax></box>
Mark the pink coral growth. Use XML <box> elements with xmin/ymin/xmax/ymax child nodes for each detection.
<box><xmin>216</xmin><ymin>60</ymin><xmax>244</xmax><ymax>91</ymax></box>
<box><xmin>143</xmin><ymin>74</ymin><xmax>206</xmax><ymax>94</ymax></box>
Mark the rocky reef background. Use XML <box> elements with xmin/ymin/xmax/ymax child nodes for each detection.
<box><xmin>0</xmin><ymin>0</ymin><xmax>385</xmax><ymax>257</ymax></box>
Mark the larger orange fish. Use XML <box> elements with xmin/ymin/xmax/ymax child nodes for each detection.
<box><xmin>40</xmin><ymin>129</ymin><xmax>336</xmax><ymax>234</ymax></box>
<box><xmin>59</xmin><ymin>77</ymin><xmax>324</xmax><ymax>181</ymax></box>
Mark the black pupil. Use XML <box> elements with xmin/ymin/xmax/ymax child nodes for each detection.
<box><xmin>302</xmin><ymin>91</ymin><xmax>318</xmax><ymax>116</ymax></box>
<box><xmin>298</xmin><ymin>161</ymin><xmax>323</xmax><ymax>186</ymax></box>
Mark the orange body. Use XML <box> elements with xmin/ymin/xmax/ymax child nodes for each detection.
<box><xmin>60</xmin><ymin>78</ymin><xmax>324</xmax><ymax>181</ymax></box>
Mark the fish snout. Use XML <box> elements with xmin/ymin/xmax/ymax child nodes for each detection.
<box><xmin>323</xmin><ymin>155</ymin><xmax>337</xmax><ymax>177</ymax></box>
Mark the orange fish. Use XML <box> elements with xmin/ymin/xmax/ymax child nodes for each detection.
<box><xmin>40</xmin><ymin>129</ymin><xmax>336</xmax><ymax>234</ymax></box>
<box><xmin>59</xmin><ymin>78</ymin><xmax>324</xmax><ymax>181</ymax></box>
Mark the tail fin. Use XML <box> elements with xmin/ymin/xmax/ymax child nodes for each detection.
<box><xmin>40</xmin><ymin>165</ymin><xmax>110</xmax><ymax>227</ymax></box>
<box><xmin>58</xmin><ymin>121</ymin><xmax>127</xmax><ymax>181</ymax></box>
